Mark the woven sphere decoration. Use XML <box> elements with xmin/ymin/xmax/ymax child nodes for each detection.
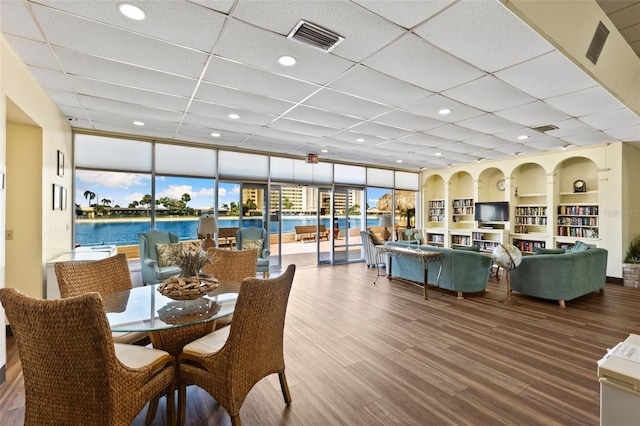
<box><xmin>492</xmin><ymin>244</ymin><xmax>522</xmax><ymax>271</ymax></box>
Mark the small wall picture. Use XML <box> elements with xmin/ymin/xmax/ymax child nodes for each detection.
<box><xmin>53</xmin><ymin>184</ymin><xmax>61</xmax><ymax>210</ymax></box>
<box><xmin>60</xmin><ymin>186</ymin><xmax>67</xmax><ymax>210</ymax></box>
<box><xmin>57</xmin><ymin>150</ymin><xmax>64</xmax><ymax>177</ymax></box>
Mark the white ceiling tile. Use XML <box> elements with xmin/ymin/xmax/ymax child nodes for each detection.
<box><xmin>69</xmin><ymin>76</ymin><xmax>190</xmax><ymax>112</ymax></box>
<box><xmin>443</xmin><ymin>75</ymin><xmax>535</xmax><ymax>112</ymax></box>
<box><xmin>302</xmin><ymin>88</ymin><xmax>393</xmax><ymax>119</ymax></box>
<box><xmin>253</xmin><ymin>127</ymin><xmax>323</xmax><ymax>144</ymax></box>
<box><xmin>465</xmin><ymin>136</ymin><xmax>509</xmax><ymax>149</ymax></box>
<box><xmin>4</xmin><ymin>36</ymin><xmax>60</xmax><ymax>71</ymax></box>
<box><xmin>523</xmin><ymin>138</ymin><xmax>567</xmax><ymax>150</ymax></box>
<box><xmin>281</xmin><ymin>105</ymin><xmax>361</xmax><ymax>129</ymax></box>
<box><xmin>397</xmin><ymin>133</ymin><xmax>453</xmax><ymax>147</ymax></box>
<box><xmin>413</xmin><ymin>0</ymin><xmax>553</xmax><ymax>72</ymax></box>
<box><xmin>456</xmin><ymin>114</ymin><xmax>522</xmax><ymax>134</ymax></box>
<box><xmin>269</xmin><ymin>118</ymin><xmax>340</xmax><ymax>137</ymax></box>
<box><xmin>328</xmin><ymin>65</ymin><xmax>431</xmax><ymax>107</ymax></box>
<box><xmin>202</xmin><ymin>57</ymin><xmax>318</xmax><ymax>102</ymax></box>
<box><xmin>331</xmin><ymin>130</ymin><xmax>387</xmax><ymax>145</ymax></box>
<box><xmin>494</xmin><ymin>128</ymin><xmax>557</xmax><ymax>143</ymax></box>
<box><xmin>90</xmin><ymin>124</ymin><xmax>177</xmax><ymax>139</ymax></box>
<box><xmin>544</xmin><ymin>86</ymin><xmax>625</xmax><ymax>117</ymax></box>
<box><xmin>349</xmin><ymin>121</ymin><xmax>412</xmax><ymax>139</ymax></box>
<box><xmin>493</xmin><ymin>144</ymin><xmax>541</xmax><ymax>155</ymax></box>
<box><xmin>494</xmin><ymin>101</ymin><xmax>571</xmax><ymax>127</ymax></box>
<box><xmin>35</xmin><ymin>0</ymin><xmax>227</xmax><ymax>52</ymax></box>
<box><xmin>578</xmin><ymin>108</ymin><xmax>640</xmax><ymax>130</ymax></box>
<box><xmin>79</xmin><ymin>97</ymin><xmax>184</xmax><ymax>123</ymax></box>
<box><xmin>351</xmin><ymin>0</ymin><xmax>455</xmax><ymax>29</ymax></box>
<box><xmin>195</xmin><ymin>82</ymin><xmax>295</xmax><ymax>116</ymax></box>
<box><xmin>58</xmin><ymin>105</ymin><xmax>89</xmax><ymax>121</ymax></box>
<box><xmin>54</xmin><ymin>47</ymin><xmax>198</xmax><ymax>97</ymax></box>
<box><xmin>561</xmin><ymin>132</ymin><xmax>618</xmax><ymax>145</ymax></box>
<box><xmin>232</xmin><ymin>0</ymin><xmax>405</xmax><ymax>62</ymax></box>
<box><xmin>214</xmin><ymin>18</ymin><xmax>355</xmax><ymax>85</ymax></box>
<box><xmin>29</xmin><ymin>67</ymin><xmax>75</xmax><ymax>92</ymax></box>
<box><xmin>545</xmin><ymin>118</ymin><xmax>598</xmax><ymax>138</ymax></box>
<box><xmin>181</xmin><ymin>114</ymin><xmax>264</xmax><ymax>136</ymax></box>
<box><xmin>46</xmin><ymin>89</ymin><xmax>83</xmax><ymax>109</ymax></box>
<box><xmin>176</xmin><ymin>124</ymin><xmax>249</xmax><ymax>143</ymax></box>
<box><xmin>495</xmin><ymin>51</ymin><xmax>597</xmax><ymax>99</ymax></box>
<box><xmin>425</xmin><ymin>124</ymin><xmax>485</xmax><ymax>141</ymax></box>
<box><xmin>0</xmin><ymin>0</ymin><xmax>45</xmax><ymax>41</ymax></box>
<box><xmin>373</xmin><ymin>110</ymin><xmax>447</xmax><ymax>131</ymax></box>
<box><xmin>188</xmin><ymin>100</ymin><xmax>275</xmax><ymax>126</ymax></box>
<box><xmin>31</xmin><ymin>4</ymin><xmax>209</xmax><ymax>78</ymax></box>
<box><xmin>187</xmin><ymin>0</ymin><xmax>236</xmax><ymax>14</ymax></box>
<box><xmin>604</xmin><ymin>125</ymin><xmax>640</xmax><ymax>141</ymax></box>
<box><xmin>403</xmin><ymin>94</ymin><xmax>485</xmax><ymax>122</ymax></box>
<box><xmin>363</xmin><ymin>34</ymin><xmax>484</xmax><ymax>92</ymax></box>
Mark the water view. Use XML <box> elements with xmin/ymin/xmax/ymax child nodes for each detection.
<box><xmin>75</xmin><ymin>217</ymin><xmax>381</xmax><ymax>246</ymax></box>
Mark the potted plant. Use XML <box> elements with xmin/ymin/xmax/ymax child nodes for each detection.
<box><xmin>622</xmin><ymin>236</ymin><xmax>640</xmax><ymax>288</ymax></box>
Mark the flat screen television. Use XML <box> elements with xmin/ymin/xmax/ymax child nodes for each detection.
<box><xmin>474</xmin><ymin>201</ymin><xmax>509</xmax><ymax>222</ymax></box>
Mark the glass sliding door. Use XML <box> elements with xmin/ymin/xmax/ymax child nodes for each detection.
<box><xmin>332</xmin><ymin>186</ymin><xmax>365</xmax><ymax>264</ymax></box>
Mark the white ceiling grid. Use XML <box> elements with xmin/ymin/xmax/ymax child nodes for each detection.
<box><xmin>0</xmin><ymin>0</ymin><xmax>638</xmax><ymax>171</ymax></box>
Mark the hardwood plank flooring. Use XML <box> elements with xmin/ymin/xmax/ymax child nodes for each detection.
<box><xmin>2</xmin><ymin>263</ymin><xmax>639</xmax><ymax>425</ymax></box>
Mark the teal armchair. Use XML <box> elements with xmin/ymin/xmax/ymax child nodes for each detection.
<box><xmin>236</xmin><ymin>227</ymin><xmax>270</xmax><ymax>277</ymax></box>
<box><xmin>138</xmin><ymin>230</ymin><xmax>182</xmax><ymax>284</ymax></box>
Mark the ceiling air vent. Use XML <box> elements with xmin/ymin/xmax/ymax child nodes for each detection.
<box><xmin>532</xmin><ymin>125</ymin><xmax>559</xmax><ymax>133</ymax></box>
<box><xmin>287</xmin><ymin>20</ymin><xmax>344</xmax><ymax>52</ymax></box>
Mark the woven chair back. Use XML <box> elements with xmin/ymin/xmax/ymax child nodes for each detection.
<box><xmin>202</xmin><ymin>248</ymin><xmax>258</xmax><ymax>281</ymax></box>
<box><xmin>55</xmin><ymin>253</ymin><xmax>133</xmax><ymax>298</ymax></box>
<box><xmin>0</xmin><ymin>288</ymin><xmax>116</xmax><ymax>424</ymax></box>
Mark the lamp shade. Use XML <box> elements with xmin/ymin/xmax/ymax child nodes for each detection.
<box><xmin>379</xmin><ymin>215</ymin><xmax>392</xmax><ymax>228</ymax></box>
<box><xmin>197</xmin><ymin>216</ymin><xmax>218</xmax><ymax>238</ymax></box>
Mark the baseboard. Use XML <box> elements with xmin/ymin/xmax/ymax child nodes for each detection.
<box><xmin>607</xmin><ymin>276</ymin><xmax>623</xmax><ymax>285</ymax></box>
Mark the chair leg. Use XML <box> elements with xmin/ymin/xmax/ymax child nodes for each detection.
<box><xmin>145</xmin><ymin>395</ymin><xmax>160</xmax><ymax>425</ymax></box>
<box><xmin>263</xmin><ymin>271</ymin><xmax>270</xmax><ymax>278</ymax></box>
<box><xmin>230</xmin><ymin>414</ymin><xmax>242</xmax><ymax>426</ymax></box>
<box><xmin>178</xmin><ymin>383</ymin><xmax>187</xmax><ymax>426</ymax></box>
<box><xmin>166</xmin><ymin>386</ymin><xmax>175</xmax><ymax>426</ymax></box>
<box><xmin>278</xmin><ymin>371</ymin><xmax>292</xmax><ymax>404</ymax></box>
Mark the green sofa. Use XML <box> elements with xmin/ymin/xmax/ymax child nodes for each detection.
<box><xmin>384</xmin><ymin>242</ymin><xmax>493</xmax><ymax>298</ymax></box>
<box><xmin>509</xmin><ymin>248</ymin><xmax>608</xmax><ymax>307</ymax></box>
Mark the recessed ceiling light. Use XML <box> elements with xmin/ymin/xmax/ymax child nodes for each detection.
<box><xmin>561</xmin><ymin>144</ymin><xmax>574</xmax><ymax>150</ymax></box>
<box><xmin>517</xmin><ymin>135</ymin><xmax>529</xmax><ymax>140</ymax></box>
<box><xmin>438</xmin><ymin>108</ymin><xmax>452</xmax><ymax>115</ymax></box>
<box><xmin>477</xmin><ymin>158</ymin><xmax>484</xmax><ymax>162</ymax></box>
<box><xmin>211</xmin><ymin>132</ymin><xmax>220</xmax><ymax>137</ymax></box>
<box><xmin>356</xmin><ymin>138</ymin><xmax>365</xmax><ymax>142</ymax></box>
<box><xmin>278</xmin><ymin>55</ymin><xmax>296</xmax><ymax>66</ymax></box>
<box><xmin>396</xmin><ymin>159</ymin><xmax>403</xmax><ymax>163</ymax></box>
<box><xmin>133</xmin><ymin>121</ymin><xmax>144</xmax><ymax>126</ymax></box>
<box><xmin>118</xmin><ymin>3</ymin><xmax>145</xmax><ymax>20</ymax></box>
<box><xmin>321</xmin><ymin>149</ymin><xmax>328</xmax><ymax>153</ymax></box>
<box><xmin>434</xmin><ymin>152</ymin><xmax>442</xmax><ymax>156</ymax></box>
<box><xmin>228</xmin><ymin>113</ymin><xmax>240</xmax><ymax>119</ymax></box>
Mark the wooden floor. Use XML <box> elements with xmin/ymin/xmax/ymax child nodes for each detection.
<box><xmin>2</xmin><ymin>263</ymin><xmax>640</xmax><ymax>425</ymax></box>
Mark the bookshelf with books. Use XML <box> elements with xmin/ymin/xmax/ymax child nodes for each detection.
<box><xmin>556</xmin><ymin>204</ymin><xmax>599</xmax><ymax>239</ymax></box>
<box><xmin>427</xmin><ymin>199</ymin><xmax>446</xmax><ymax>223</ymax></box>
<box><xmin>425</xmin><ymin>232</ymin><xmax>446</xmax><ymax>246</ymax></box>
<box><xmin>511</xmin><ymin>237</ymin><xmax>546</xmax><ymax>254</ymax></box>
<box><xmin>452</xmin><ymin>198</ymin><xmax>474</xmax><ymax>227</ymax></box>
<box><xmin>472</xmin><ymin>229</ymin><xmax>509</xmax><ymax>253</ymax></box>
<box><xmin>450</xmin><ymin>231</ymin><xmax>472</xmax><ymax>248</ymax></box>
<box><xmin>513</xmin><ymin>205</ymin><xmax>548</xmax><ymax>235</ymax></box>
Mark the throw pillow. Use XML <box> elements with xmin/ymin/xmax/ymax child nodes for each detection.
<box><xmin>369</xmin><ymin>231</ymin><xmax>383</xmax><ymax>246</ymax></box>
<box><xmin>572</xmin><ymin>240</ymin><xmax>591</xmax><ymax>253</ymax></box>
<box><xmin>156</xmin><ymin>242</ymin><xmax>182</xmax><ymax>267</ymax></box>
<box><xmin>453</xmin><ymin>245</ymin><xmax>480</xmax><ymax>252</ymax></box>
<box><xmin>534</xmin><ymin>248</ymin><xmax>566</xmax><ymax>255</ymax></box>
<box><xmin>242</xmin><ymin>239</ymin><xmax>263</xmax><ymax>257</ymax></box>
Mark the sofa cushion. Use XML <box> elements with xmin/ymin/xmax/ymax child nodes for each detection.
<box><xmin>453</xmin><ymin>245</ymin><xmax>480</xmax><ymax>252</ymax></box>
<box><xmin>534</xmin><ymin>248</ymin><xmax>566</xmax><ymax>255</ymax></box>
<box><xmin>572</xmin><ymin>240</ymin><xmax>591</xmax><ymax>253</ymax></box>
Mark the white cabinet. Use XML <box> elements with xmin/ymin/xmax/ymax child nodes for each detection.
<box><xmin>45</xmin><ymin>245</ymin><xmax>117</xmax><ymax>299</ymax></box>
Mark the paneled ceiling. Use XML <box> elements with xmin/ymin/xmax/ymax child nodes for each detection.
<box><xmin>1</xmin><ymin>0</ymin><xmax>639</xmax><ymax>171</ymax></box>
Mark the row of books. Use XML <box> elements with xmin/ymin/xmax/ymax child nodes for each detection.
<box><xmin>557</xmin><ymin>226</ymin><xmax>599</xmax><ymax>238</ymax></box>
<box><xmin>557</xmin><ymin>205</ymin><xmax>599</xmax><ymax>215</ymax></box>
<box><xmin>557</xmin><ymin>217</ymin><xmax>598</xmax><ymax>226</ymax></box>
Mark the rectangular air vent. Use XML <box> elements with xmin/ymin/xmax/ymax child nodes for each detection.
<box><xmin>532</xmin><ymin>125</ymin><xmax>559</xmax><ymax>133</ymax></box>
<box><xmin>287</xmin><ymin>20</ymin><xmax>344</xmax><ymax>52</ymax></box>
<box><xmin>586</xmin><ymin>21</ymin><xmax>609</xmax><ymax>64</ymax></box>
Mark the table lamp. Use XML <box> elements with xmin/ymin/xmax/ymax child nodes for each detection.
<box><xmin>198</xmin><ymin>215</ymin><xmax>218</xmax><ymax>249</ymax></box>
<box><xmin>379</xmin><ymin>215</ymin><xmax>392</xmax><ymax>241</ymax></box>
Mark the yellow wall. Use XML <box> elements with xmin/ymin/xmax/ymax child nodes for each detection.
<box><xmin>1</xmin><ymin>36</ymin><xmax>72</xmax><ymax>375</ymax></box>
<box><xmin>6</xmin><ymin>124</ymin><xmax>43</xmax><ymax>297</ymax></box>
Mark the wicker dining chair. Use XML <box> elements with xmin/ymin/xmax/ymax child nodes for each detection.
<box><xmin>0</xmin><ymin>288</ymin><xmax>175</xmax><ymax>426</ymax></box>
<box><xmin>177</xmin><ymin>264</ymin><xmax>297</xmax><ymax>426</ymax></box>
<box><xmin>54</xmin><ymin>253</ymin><xmax>149</xmax><ymax>345</ymax></box>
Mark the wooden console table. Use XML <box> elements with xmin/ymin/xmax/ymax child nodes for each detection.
<box><xmin>375</xmin><ymin>245</ymin><xmax>442</xmax><ymax>300</ymax></box>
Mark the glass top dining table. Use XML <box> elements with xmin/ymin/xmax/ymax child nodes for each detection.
<box><xmin>102</xmin><ymin>281</ymin><xmax>240</xmax><ymax>333</ymax></box>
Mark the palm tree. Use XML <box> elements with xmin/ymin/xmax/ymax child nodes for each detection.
<box><xmin>101</xmin><ymin>198</ymin><xmax>111</xmax><ymax>206</ymax></box>
<box><xmin>140</xmin><ymin>194</ymin><xmax>152</xmax><ymax>215</ymax></box>
<box><xmin>83</xmin><ymin>190</ymin><xmax>96</xmax><ymax>207</ymax></box>
<box><xmin>181</xmin><ymin>193</ymin><xmax>191</xmax><ymax>204</ymax></box>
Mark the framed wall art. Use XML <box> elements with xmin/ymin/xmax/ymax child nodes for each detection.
<box><xmin>60</xmin><ymin>186</ymin><xmax>67</xmax><ymax>210</ymax></box>
<box><xmin>57</xmin><ymin>150</ymin><xmax>64</xmax><ymax>177</ymax></box>
<box><xmin>53</xmin><ymin>184</ymin><xmax>61</xmax><ymax>210</ymax></box>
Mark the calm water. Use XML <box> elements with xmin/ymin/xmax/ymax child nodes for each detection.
<box><xmin>75</xmin><ymin>217</ymin><xmax>380</xmax><ymax>246</ymax></box>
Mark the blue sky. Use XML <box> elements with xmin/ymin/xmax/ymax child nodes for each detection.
<box><xmin>75</xmin><ymin>170</ymin><xmax>389</xmax><ymax>210</ymax></box>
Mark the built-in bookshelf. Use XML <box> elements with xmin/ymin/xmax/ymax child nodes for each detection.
<box><xmin>428</xmin><ymin>199</ymin><xmax>445</xmax><ymax>223</ymax></box>
<box><xmin>426</xmin><ymin>232</ymin><xmax>446</xmax><ymax>246</ymax></box>
<box><xmin>472</xmin><ymin>229</ymin><xmax>509</xmax><ymax>253</ymax></box>
<box><xmin>450</xmin><ymin>232</ymin><xmax>471</xmax><ymax>247</ymax></box>
<box><xmin>512</xmin><ymin>238</ymin><xmax>546</xmax><ymax>254</ymax></box>
<box><xmin>452</xmin><ymin>198</ymin><xmax>474</xmax><ymax>224</ymax></box>
<box><xmin>513</xmin><ymin>205</ymin><xmax>548</xmax><ymax>234</ymax></box>
<box><xmin>556</xmin><ymin>204</ymin><xmax>599</xmax><ymax>239</ymax></box>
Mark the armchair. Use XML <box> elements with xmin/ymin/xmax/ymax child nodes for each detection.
<box><xmin>138</xmin><ymin>230</ymin><xmax>182</xmax><ymax>284</ymax></box>
<box><xmin>236</xmin><ymin>226</ymin><xmax>271</xmax><ymax>277</ymax></box>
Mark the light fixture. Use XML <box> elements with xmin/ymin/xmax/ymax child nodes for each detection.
<box><xmin>210</xmin><ymin>132</ymin><xmax>220</xmax><ymax>137</ymax></box>
<box><xmin>396</xmin><ymin>159</ymin><xmax>403</xmax><ymax>163</ymax></box>
<box><xmin>133</xmin><ymin>121</ymin><xmax>144</xmax><ymax>126</ymax></box>
<box><xmin>356</xmin><ymin>138</ymin><xmax>365</xmax><ymax>142</ymax></box>
<box><xmin>477</xmin><ymin>158</ymin><xmax>484</xmax><ymax>162</ymax></box>
<box><xmin>438</xmin><ymin>108</ymin><xmax>452</xmax><ymax>115</ymax></box>
<box><xmin>118</xmin><ymin>3</ymin><xmax>145</xmax><ymax>20</ymax></box>
<box><xmin>228</xmin><ymin>113</ymin><xmax>240</xmax><ymax>119</ymax></box>
<box><xmin>434</xmin><ymin>152</ymin><xmax>442</xmax><ymax>156</ymax></box>
<box><xmin>321</xmin><ymin>149</ymin><xmax>328</xmax><ymax>153</ymax></box>
<box><xmin>517</xmin><ymin>135</ymin><xmax>529</xmax><ymax>140</ymax></box>
<box><xmin>379</xmin><ymin>215</ymin><xmax>393</xmax><ymax>241</ymax></box>
<box><xmin>562</xmin><ymin>144</ymin><xmax>574</xmax><ymax>150</ymax></box>
<box><xmin>278</xmin><ymin>55</ymin><xmax>296</xmax><ymax>66</ymax></box>
<box><xmin>197</xmin><ymin>215</ymin><xmax>218</xmax><ymax>249</ymax></box>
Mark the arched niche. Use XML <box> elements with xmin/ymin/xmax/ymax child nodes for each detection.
<box><xmin>512</xmin><ymin>162</ymin><xmax>546</xmax><ymax>197</ymax></box>
<box><xmin>423</xmin><ymin>174</ymin><xmax>445</xmax><ymax>200</ymax></box>
<box><xmin>553</xmin><ymin>156</ymin><xmax>598</xmax><ymax>194</ymax></box>
<box><xmin>449</xmin><ymin>171</ymin><xmax>473</xmax><ymax>199</ymax></box>
<box><xmin>478</xmin><ymin>167</ymin><xmax>506</xmax><ymax>201</ymax></box>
